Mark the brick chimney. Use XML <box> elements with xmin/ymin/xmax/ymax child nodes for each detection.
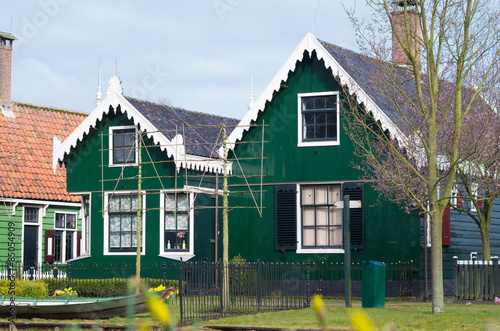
<box><xmin>0</xmin><ymin>32</ymin><xmax>15</xmax><ymax>109</ymax></box>
<box><xmin>391</xmin><ymin>2</ymin><xmax>421</xmax><ymax>67</ymax></box>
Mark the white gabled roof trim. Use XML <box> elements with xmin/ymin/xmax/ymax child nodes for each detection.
<box><xmin>53</xmin><ymin>82</ymin><xmax>227</xmax><ymax>174</ymax></box>
<box><xmin>223</xmin><ymin>33</ymin><xmax>405</xmax><ymax>156</ymax></box>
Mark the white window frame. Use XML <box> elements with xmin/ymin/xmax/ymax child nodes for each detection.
<box><xmin>297</xmin><ymin>91</ymin><xmax>340</xmax><ymax>148</ymax></box>
<box><xmin>159</xmin><ymin>190</ymin><xmax>195</xmax><ymax>261</ymax></box>
<box><xmin>103</xmin><ymin>191</ymin><xmax>146</xmax><ymax>256</ymax></box>
<box><xmin>109</xmin><ymin>126</ymin><xmax>138</xmax><ymax>167</ymax></box>
<box><xmin>80</xmin><ymin>194</ymin><xmax>91</xmax><ymax>256</ymax></box>
<box><xmin>295</xmin><ymin>183</ymin><xmax>345</xmax><ymax>254</ymax></box>
<box><xmin>53</xmin><ymin>212</ymin><xmax>78</xmax><ymax>264</ymax></box>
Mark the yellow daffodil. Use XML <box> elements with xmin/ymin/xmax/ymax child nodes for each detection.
<box><xmin>144</xmin><ymin>291</ymin><xmax>170</xmax><ymax>325</ymax></box>
<box><xmin>312</xmin><ymin>295</ymin><xmax>327</xmax><ymax>330</ymax></box>
<box><xmin>349</xmin><ymin>308</ymin><xmax>375</xmax><ymax>331</ymax></box>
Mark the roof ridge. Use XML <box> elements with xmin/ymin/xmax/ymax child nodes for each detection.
<box><xmin>12</xmin><ymin>101</ymin><xmax>88</xmax><ymax>116</ymax></box>
<box><xmin>125</xmin><ymin>96</ymin><xmax>240</xmax><ymax>122</ymax></box>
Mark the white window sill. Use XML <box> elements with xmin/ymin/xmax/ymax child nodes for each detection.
<box><xmin>159</xmin><ymin>253</ymin><xmax>195</xmax><ymax>261</ymax></box>
<box><xmin>297</xmin><ymin>140</ymin><xmax>339</xmax><ymax>148</ymax></box>
<box><xmin>296</xmin><ymin>248</ymin><xmax>344</xmax><ymax>254</ymax></box>
<box><xmin>104</xmin><ymin>251</ymin><xmax>145</xmax><ymax>256</ymax></box>
<box><xmin>66</xmin><ymin>254</ymin><xmax>91</xmax><ymax>263</ymax></box>
<box><xmin>108</xmin><ymin>163</ymin><xmax>138</xmax><ymax>168</ymax></box>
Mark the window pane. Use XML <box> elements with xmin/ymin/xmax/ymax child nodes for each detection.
<box><xmin>316</xmin><ymin>207</ymin><xmax>328</xmax><ymax>226</ymax></box>
<box><xmin>166</xmin><ymin>214</ymin><xmax>176</xmax><ymax>230</ymax></box>
<box><xmin>110</xmin><ymin>234</ymin><xmax>120</xmax><ymax>248</ymax></box>
<box><xmin>178</xmin><ymin>214</ymin><xmax>189</xmax><ymax>230</ymax></box>
<box><xmin>110</xmin><ymin>215</ymin><xmax>121</xmax><ymax>232</ymax></box>
<box><xmin>165</xmin><ymin>194</ymin><xmax>176</xmax><ymax>210</ymax></box>
<box><xmin>66</xmin><ymin>214</ymin><xmax>76</xmax><ymax>229</ymax></box>
<box><xmin>132</xmin><ymin>232</ymin><xmax>138</xmax><ymax>247</ymax></box>
<box><xmin>55</xmin><ymin>231</ymin><xmax>62</xmax><ymax>262</ymax></box>
<box><xmin>329</xmin><ymin>208</ymin><xmax>342</xmax><ymax>226</ymax></box>
<box><xmin>303</xmin><ymin>228</ymin><xmax>315</xmax><ymax>246</ymax></box>
<box><xmin>24</xmin><ymin>208</ymin><xmax>38</xmax><ymax>223</ymax></box>
<box><xmin>330</xmin><ymin>227</ymin><xmax>342</xmax><ymax>246</ymax></box>
<box><xmin>109</xmin><ymin>196</ymin><xmax>120</xmax><ymax>211</ymax></box>
<box><xmin>55</xmin><ymin>214</ymin><xmax>65</xmax><ymax>228</ymax></box>
<box><xmin>303</xmin><ymin>98</ymin><xmax>314</xmax><ymax>110</ymax></box>
<box><xmin>328</xmin><ymin>185</ymin><xmax>341</xmax><ymax>204</ymax></box>
<box><xmin>121</xmin><ymin>196</ymin><xmax>132</xmax><ymax>211</ymax></box>
<box><xmin>302</xmin><ymin>186</ymin><xmax>315</xmax><ymax>205</ymax></box>
<box><xmin>325</xmin><ymin>96</ymin><xmax>336</xmax><ymax>109</ymax></box>
<box><xmin>303</xmin><ymin>207</ymin><xmax>315</xmax><ymax>226</ymax></box>
<box><xmin>121</xmin><ymin>233</ymin><xmax>131</xmax><ymax>248</ymax></box>
<box><xmin>178</xmin><ymin>194</ymin><xmax>188</xmax><ymax>210</ymax></box>
<box><xmin>130</xmin><ymin>195</ymin><xmax>139</xmax><ymax>210</ymax></box>
<box><xmin>317</xmin><ymin>227</ymin><xmax>329</xmax><ymax>246</ymax></box>
<box><xmin>114</xmin><ymin>150</ymin><xmax>126</xmax><ymax>164</ymax></box>
<box><xmin>132</xmin><ymin>215</ymin><xmax>138</xmax><ymax>231</ymax></box>
<box><xmin>66</xmin><ymin>232</ymin><xmax>73</xmax><ymax>261</ymax></box>
<box><xmin>121</xmin><ymin>215</ymin><xmax>132</xmax><ymax>231</ymax></box>
<box><xmin>315</xmin><ymin>97</ymin><xmax>325</xmax><ymax>109</ymax></box>
<box><xmin>315</xmin><ymin>186</ymin><xmax>328</xmax><ymax>204</ymax></box>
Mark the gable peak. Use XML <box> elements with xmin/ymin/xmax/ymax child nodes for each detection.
<box><xmin>107</xmin><ymin>75</ymin><xmax>123</xmax><ymax>96</ymax></box>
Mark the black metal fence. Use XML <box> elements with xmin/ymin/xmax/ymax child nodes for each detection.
<box><xmin>454</xmin><ymin>256</ymin><xmax>499</xmax><ymax>301</ymax></box>
<box><xmin>0</xmin><ymin>259</ymin><xmax>414</xmax><ymax>322</ymax></box>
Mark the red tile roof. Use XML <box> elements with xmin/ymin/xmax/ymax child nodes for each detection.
<box><xmin>0</xmin><ymin>102</ymin><xmax>87</xmax><ymax>202</ymax></box>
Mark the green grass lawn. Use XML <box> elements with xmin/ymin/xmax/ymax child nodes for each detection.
<box><xmin>1</xmin><ymin>301</ymin><xmax>500</xmax><ymax>330</ymax></box>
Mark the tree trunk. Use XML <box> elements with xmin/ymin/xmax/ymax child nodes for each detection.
<box><xmin>430</xmin><ymin>210</ymin><xmax>444</xmax><ymax>313</ymax></box>
<box><xmin>480</xmin><ymin>221</ymin><xmax>491</xmax><ymax>261</ymax></box>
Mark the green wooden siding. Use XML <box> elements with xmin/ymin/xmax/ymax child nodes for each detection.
<box><xmin>63</xmin><ymin>109</ymin><xmax>219</xmax><ymax>265</ymax></box>
<box><xmin>228</xmin><ymin>51</ymin><xmax>421</xmax><ymax>276</ymax></box>
<box><xmin>0</xmin><ymin>203</ymin><xmax>81</xmax><ymax>263</ymax></box>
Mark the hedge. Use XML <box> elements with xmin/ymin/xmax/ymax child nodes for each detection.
<box><xmin>0</xmin><ymin>280</ymin><xmax>48</xmax><ymax>298</ymax></box>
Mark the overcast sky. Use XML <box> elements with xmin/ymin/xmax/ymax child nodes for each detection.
<box><xmin>0</xmin><ymin>1</ymin><xmax>370</xmax><ymax>119</ymax></box>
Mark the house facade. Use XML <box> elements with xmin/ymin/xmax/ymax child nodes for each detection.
<box><xmin>0</xmin><ymin>32</ymin><xmax>87</xmax><ymax>268</ymax></box>
<box><xmin>53</xmin><ymin>77</ymin><xmax>238</xmax><ymax>266</ymax></box>
<box><xmin>225</xmin><ymin>33</ymin><xmax>500</xmax><ymax>298</ymax></box>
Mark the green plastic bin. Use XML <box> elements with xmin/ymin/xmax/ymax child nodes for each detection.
<box><xmin>362</xmin><ymin>261</ymin><xmax>386</xmax><ymax>308</ymax></box>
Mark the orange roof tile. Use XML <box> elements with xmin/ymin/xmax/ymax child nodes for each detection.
<box><xmin>0</xmin><ymin>102</ymin><xmax>87</xmax><ymax>203</ymax></box>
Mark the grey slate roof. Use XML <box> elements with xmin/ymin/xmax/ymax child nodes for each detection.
<box><xmin>126</xmin><ymin>97</ymin><xmax>240</xmax><ymax>158</ymax></box>
<box><xmin>319</xmin><ymin>40</ymin><xmax>417</xmax><ymax>129</ymax></box>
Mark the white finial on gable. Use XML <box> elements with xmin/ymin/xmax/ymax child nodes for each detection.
<box><xmin>107</xmin><ymin>75</ymin><xmax>123</xmax><ymax>96</ymax></box>
<box><xmin>96</xmin><ymin>67</ymin><xmax>102</xmax><ymax>105</ymax></box>
<box><xmin>248</xmin><ymin>75</ymin><xmax>255</xmax><ymax>110</ymax></box>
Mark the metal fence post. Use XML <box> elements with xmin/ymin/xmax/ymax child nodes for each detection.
<box><xmin>453</xmin><ymin>256</ymin><xmax>458</xmax><ymax>300</ymax></box>
<box><xmin>67</xmin><ymin>263</ymin><xmax>72</xmax><ymax>288</ymax></box>
<box><xmin>219</xmin><ymin>259</ymin><xmax>223</xmax><ymax>315</ymax></box>
<box><xmin>179</xmin><ymin>258</ymin><xmax>183</xmax><ymax>323</ymax></box>
<box><xmin>163</xmin><ymin>262</ymin><xmax>167</xmax><ymax>287</ymax></box>
<box><xmin>257</xmin><ymin>260</ymin><xmax>262</xmax><ymax>311</ymax></box>
<box><xmin>306</xmin><ymin>260</ymin><xmax>311</xmax><ymax>308</ymax></box>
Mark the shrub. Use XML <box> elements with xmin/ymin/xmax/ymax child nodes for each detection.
<box><xmin>0</xmin><ymin>280</ymin><xmax>48</xmax><ymax>298</ymax></box>
<box><xmin>43</xmin><ymin>278</ymin><xmax>178</xmax><ymax>298</ymax></box>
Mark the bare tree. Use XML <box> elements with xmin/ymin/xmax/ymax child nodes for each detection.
<box><xmin>345</xmin><ymin>0</ymin><xmax>500</xmax><ymax>313</ymax></box>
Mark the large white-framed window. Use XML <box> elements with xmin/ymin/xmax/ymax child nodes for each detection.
<box><xmin>103</xmin><ymin>192</ymin><xmax>146</xmax><ymax>256</ymax></box>
<box><xmin>54</xmin><ymin>212</ymin><xmax>77</xmax><ymax>263</ymax></box>
<box><xmin>109</xmin><ymin>126</ymin><xmax>137</xmax><ymax>166</ymax></box>
<box><xmin>297</xmin><ymin>91</ymin><xmax>340</xmax><ymax>147</ymax></box>
<box><xmin>297</xmin><ymin>184</ymin><xmax>344</xmax><ymax>253</ymax></box>
<box><xmin>159</xmin><ymin>191</ymin><xmax>195</xmax><ymax>261</ymax></box>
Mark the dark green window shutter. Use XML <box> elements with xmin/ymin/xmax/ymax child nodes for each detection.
<box><xmin>342</xmin><ymin>182</ymin><xmax>364</xmax><ymax>250</ymax></box>
<box><xmin>275</xmin><ymin>184</ymin><xmax>297</xmax><ymax>250</ymax></box>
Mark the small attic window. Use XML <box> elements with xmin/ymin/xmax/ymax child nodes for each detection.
<box><xmin>297</xmin><ymin>92</ymin><xmax>339</xmax><ymax>147</ymax></box>
<box><xmin>109</xmin><ymin>126</ymin><xmax>137</xmax><ymax>166</ymax></box>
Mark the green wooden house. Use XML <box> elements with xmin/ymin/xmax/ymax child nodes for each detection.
<box><xmin>53</xmin><ymin>76</ymin><xmax>238</xmax><ymax>265</ymax></box>
<box><xmin>225</xmin><ymin>33</ymin><xmax>422</xmax><ymax>287</ymax></box>
<box><xmin>0</xmin><ymin>32</ymin><xmax>87</xmax><ymax>269</ymax></box>
<box><xmin>225</xmin><ymin>33</ymin><xmax>500</xmax><ymax>298</ymax></box>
